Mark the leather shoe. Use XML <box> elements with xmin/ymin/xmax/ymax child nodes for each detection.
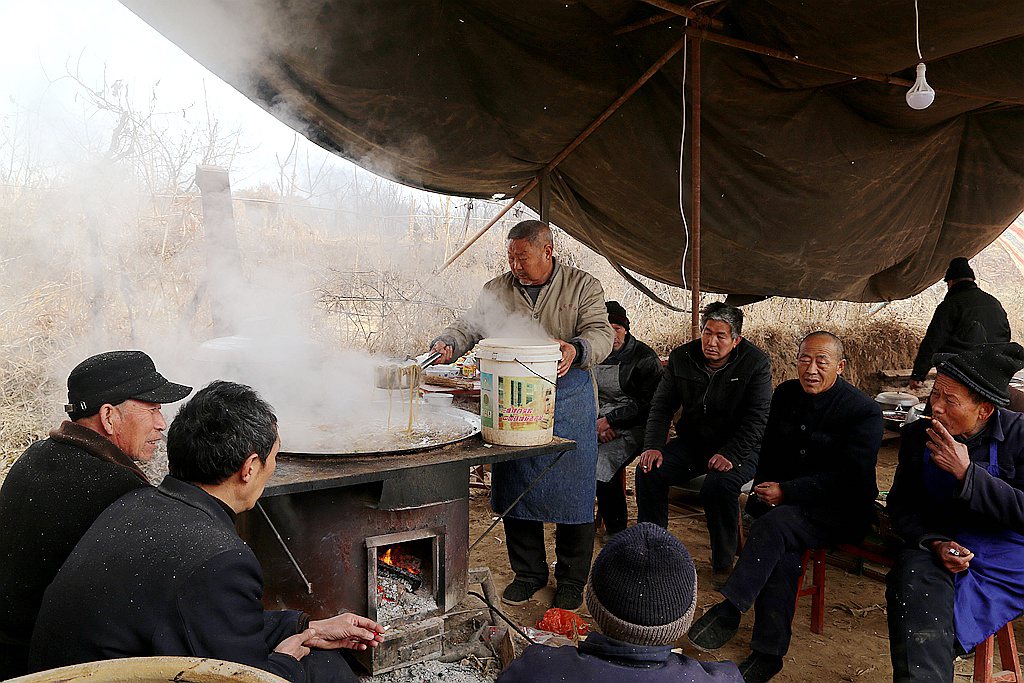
<box><xmin>688</xmin><ymin>599</ymin><xmax>741</xmax><ymax>650</ymax></box>
<box><xmin>737</xmin><ymin>651</ymin><xmax>784</xmax><ymax>682</ymax></box>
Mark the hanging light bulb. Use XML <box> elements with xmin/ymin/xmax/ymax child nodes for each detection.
<box><xmin>906</xmin><ymin>62</ymin><xmax>935</xmax><ymax>109</ymax></box>
<box><xmin>906</xmin><ymin>0</ymin><xmax>935</xmax><ymax>110</ymax></box>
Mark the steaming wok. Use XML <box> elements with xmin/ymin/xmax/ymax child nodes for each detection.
<box><xmin>279</xmin><ymin>404</ymin><xmax>480</xmax><ymax>457</ymax></box>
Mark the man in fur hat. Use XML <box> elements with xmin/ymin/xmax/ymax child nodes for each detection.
<box><xmin>909</xmin><ymin>257</ymin><xmax>1009</xmax><ymax>390</ymax></box>
<box><xmin>0</xmin><ymin>351</ymin><xmax>191</xmax><ymax>679</ymax></box>
<box><xmin>887</xmin><ymin>342</ymin><xmax>1024</xmax><ymax>682</ymax></box>
<box><xmin>497</xmin><ymin>523</ymin><xmax>742</xmax><ymax>682</ymax></box>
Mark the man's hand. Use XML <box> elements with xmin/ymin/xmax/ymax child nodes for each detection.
<box><xmin>274</xmin><ymin>628</ymin><xmax>315</xmax><ymax>660</ymax></box>
<box><xmin>909</xmin><ymin>379</ymin><xmax>925</xmax><ymax>391</ymax></box>
<box><xmin>556</xmin><ymin>339</ymin><xmax>577</xmax><ymax>377</ymax></box>
<box><xmin>431</xmin><ymin>340</ymin><xmax>454</xmax><ymax>365</ymax></box>
<box><xmin>597</xmin><ymin>417</ymin><xmax>617</xmax><ymax>443</ymax></box>
<box><xmin>707</xmin><ymin>454</ymin><xmax>733</xmax><ymax>472</ymax></box>
<box><xmin>754</xmin><ymin>482</ymin><xmax>784</xmax><ymax>506</ymax></box>
<box><xmin>927</xmin><ymin>419</ymin><xmax>971</xmax><ymax>481</ymax></box>
<box><xmin>930</xmin><ymin>540</ymin><xmax>974</xmax><ymax>574</ymax></box>
<box><xmin>307</xmin><ymin>613</ymin><xmax>386</xmax><ymax>651</ymax></box>
<box><xmin>638</xmin><ymin>449</ymin><xmax>663</xmax><ymax>473</ymax></box>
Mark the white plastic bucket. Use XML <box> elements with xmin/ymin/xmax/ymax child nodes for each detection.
<box><xmin>476</xmin><ymin>338</ymin><xmax>560</xmax><ymax>446</ymax></box>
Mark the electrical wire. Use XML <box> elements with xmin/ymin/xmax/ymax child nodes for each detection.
<box><xmin>913</xmin><ymin>0</ymin><xmax>922</xmax><ymax>60</ymax></box>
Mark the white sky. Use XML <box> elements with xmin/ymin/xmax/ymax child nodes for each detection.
<box><xmin>0</xmin><ymin>0</ymin><xmax>367</xmax><ymax>189</ymax></box>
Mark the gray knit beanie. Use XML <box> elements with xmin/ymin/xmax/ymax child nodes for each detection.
<box><xmin>584</xmin><ymin>523</ymin><xmax>697</xmax><ymax>646</ymax></box>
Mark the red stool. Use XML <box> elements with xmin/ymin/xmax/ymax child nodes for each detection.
<box><xmin>975</xmin><ymin>622</ymin><xmax>1022</xmax><ymax>683</ymax></box>
<box><xmin>794</xmin><ymin>548</ymin><xmax>826</xmax><ymax>634</ymax></box>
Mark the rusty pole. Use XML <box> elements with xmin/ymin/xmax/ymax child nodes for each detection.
<box><xmin>690</xmin><ymin>36</ymin><xmax>702</xmax><ymax>338</ymax></box>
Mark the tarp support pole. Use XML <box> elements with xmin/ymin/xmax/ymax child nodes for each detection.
<box><xmin>439</xmin><ymin>34</ymin><xmax>688</xmax><ymax>272</ymax></box>
<box><xmin>539</xmin><ymin>170</ymin><xmax>551</xmax><ymax>225</ymax></box>
<box><xmin>690</xmin><ymin>36</ymin><xmax>702</xmax><ymax>338</ymax></box>
<box><xmin>639</xmin><ymin>0</ymin><xmax>723</xmax><ymax>30</ymax></box>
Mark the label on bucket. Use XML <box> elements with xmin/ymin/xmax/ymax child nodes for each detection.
<box><xmin>481</xmin><ymin>372</ymin><xmax>554</xmax><ymax>431</ymax></box>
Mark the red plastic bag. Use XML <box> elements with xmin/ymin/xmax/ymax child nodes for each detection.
<box><xmin>536</xmin><ymin>607</ymin><xmax>590</xmax><ymax>640</ymax></box>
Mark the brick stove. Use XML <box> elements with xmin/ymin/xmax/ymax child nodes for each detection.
<box><xmin>237</xmin><ymin>436</ymin><xmax>574</xmax><ymax>675</ymax></box>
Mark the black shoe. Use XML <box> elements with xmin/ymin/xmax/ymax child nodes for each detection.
<box><xmin>737</xmin><ymin>651</ymin><xmax>784</xmax><ymax>682</ymax></box>
<box><xmin>552</xmin><ymin>583</ymin><xmax>584</xmax><ymax>610</ymax></box>
<box><xmin>688</xmin><ymin>600</ymin><xmax>741</xmax><ymax>650</ymax></box>
<box><xmin>501</xmin><ymin>579</ymin><xmax>544</xmax><ymax>606</ymax></box>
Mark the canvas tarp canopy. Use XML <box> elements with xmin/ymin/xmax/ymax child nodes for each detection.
<box><xmin>121</xmin><ymin>0</ymin><xmax>1024</xmax><ymax>302</ymax></box>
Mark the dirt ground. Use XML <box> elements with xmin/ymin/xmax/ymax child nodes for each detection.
<box><xmin>466</xmin><ymin>440</ymin><xmax>1016</xmax><ymax>682</ymax></box>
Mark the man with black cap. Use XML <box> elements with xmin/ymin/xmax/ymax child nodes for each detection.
<box><xmin>0</xmin><ymin>350</ymin><xmax>191</xmax><ymax>679</ymax></box>
<box><xmin>887</xmin><ymin>342</ymin><xmax>1024</xmax><ymax>682</ymax></box>
<box><xmin>909</xmin><ymin>257</ymin><xmax>1010</xmax><ymax>390</ymax></box>
<box><xmin>497</xmin><ymin>522</ymin><xmax>742</xmax><ymax>682</ymax></box>
<box><xmin>594</xmin><ymin>301</ymin><xmax>663</xmax><ymax>540</ymax></box>
<box><xmin>29</xmin><ymin>381</ymin><xmax>383</xmax><ymax>682</ymax></box>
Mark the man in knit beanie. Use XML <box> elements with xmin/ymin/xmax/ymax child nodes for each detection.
<box><xmin>887</xmin><ymin>343</ymin><xmax>1024</xmax><ymax>681</ymax></box>
<box><xmin>497</xmin><ymin>523</ymin><xmax>742</xmax><ymax>682</ymax></box>
<box><xmin>909</xmin><ymin>256</ymin><xmax>1009</xmax><ymax>390</ymax></box>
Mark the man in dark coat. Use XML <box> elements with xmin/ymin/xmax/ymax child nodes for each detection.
<box><xmin>29</xmin><ymin>381</ymin><xmax>384</xmax><ymax>682</ymax></box>
<box><xmin>688</xmin><ymin>331</ymin><xmax>882</xmax><ymax>683</ymax></box>
<box><xmin>0</xmin><ymin>350</ymin><xmax>191</xmax><ymax>680</ymax></box>
<box><xmin>636</xmin><ymin>301</ymin><xmax>772</xmax><ymax>587</ymax></box>
<box><xmin>887</xmin><ymin>343</ymin><xmax>1024</xmax><ymax>682</ymax></box>
<box><xmin>595</xmin><ymin>301</ymin><xmax>663</xmax><ymax>538</ymax></box>
<box><xmin>497</xmin><ymin>523</ymin><xmax>742</xmax><ymax>683</ymax></box>
<box><xmin>910</xmin><ymin>257</ymin><xmax>1010</xmax><ymax>389</ymax></box>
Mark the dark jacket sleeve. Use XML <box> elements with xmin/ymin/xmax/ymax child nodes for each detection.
<box><xmin>718</xmin><ymin>353</ymin><xmax>773</xmax><ymax>465</ymax></box>
<box><xmin>885</xmin><ymin>424</ymin><xmax>945</xmax><ymax>547</ymax></box>
<box><xmin>912</xmin><ymin>300</ymin><xmax>955</xmax><ymax>380</ymax></box>
<box><xmin>778</xmin><ymin>396</ymin><xmax>882</xmax><ymax>507</ymax></box>
<box><xmin>171</xmin><ymin>550</ymin><xmax>304</xmax><ymax>683</ymax></box>
<box><xmin>643</xmin><ymin>355</ymin><xmax>682</xmax><ymax>451</ymax></box>
<box><xmin>607</xmin><ymin>354</ymin><xmax>664</xmax><ymax>430</ymax></box>
<box><xmin>958</xmin><ymin>463</ymin><xmax>1024</xmax><ymax>532</ymax></box>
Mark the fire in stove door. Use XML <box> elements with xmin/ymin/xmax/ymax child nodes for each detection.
<box><xmin>366</xmin><ymin>529</ymin><xmax>444</xmax><ymax>627</ymax></box>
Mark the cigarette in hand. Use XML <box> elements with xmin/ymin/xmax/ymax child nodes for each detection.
<box><xmin>948</xmin><ymin>547</ymin><xmax>961</xmax><ymax>556</ymax></box>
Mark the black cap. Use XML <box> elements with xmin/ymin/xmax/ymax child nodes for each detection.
<box><xmin>606</xmin><ymin>300</ymin><xmax>629</xmax><ymax>330</ymax></box>
<box><xmin>584</xmin><ymin>523</ymin><xmax>696</xmax><ymax>646</ymax></box>
<box><xmin>65</xmin><ymin>351</ymin><xmax>192</xmax><ymax>420</ymax></box>
<box><xmin>934</xmin><ymin>342</ymin><xmax>1024</xmax><ymax>408</ymax></box>
<box><xmin>944</xmin><ymin>257</ymin><xmax>975</xmax><ymax>282</ymax></box>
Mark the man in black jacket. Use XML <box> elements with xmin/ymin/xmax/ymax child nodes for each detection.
<box><xmin>29</xmin><ymin>381</ymin><xmax>383</xmax><ymax>682</ymax></box>
<box><xmin>0</xmin><ymin>351</ymin><xmax>191</xmax><ymax>680</ymax></box>
<box><xmin>910</xmin><ymin>257</ymin><xmax>1010</xmax><ymax>390</ymax></box>
<box><xmin>887</xmin><ymin>343</ymin><xmax>1024</xmax><ymax>682</ymax></box>
<box><xmin>636</xmin><ymin>302</ymin><xmax>772</xmax><ymax>587</ymax></box>
<box><xmin>688</xmin><ymin>332</ymin><xmax>882</xmax><ymax>683</ymax></box>
<box><xmin>595</xmin><ymin>301</ymin><xmax>664</xmax><ymax>538</ymax></box>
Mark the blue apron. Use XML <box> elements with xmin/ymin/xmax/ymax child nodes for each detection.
<box><xmin>923</xmin><ymin>442</ymin><xmax>1024</xmax><ymax>651</ymax></box>
<box><xmin>490</xmin><ymin>367</ymin><xmax>598</xmax><ymax>524</ymax></box>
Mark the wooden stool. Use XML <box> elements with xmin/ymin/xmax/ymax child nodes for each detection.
<box><xmin>974</xmin><ymin>622</ymin><xmax>1022</xmax><ymax>683</ymax></box>
<box><xmin>794</xmin><ymin>548</ymin><xmax>826</xmax><ymax>634</ymax></box>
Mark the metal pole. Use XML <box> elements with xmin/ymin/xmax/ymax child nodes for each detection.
<box><xmin>690</xmin><ymin>36</ymin><xmax>702</xmax><ymax>339</ymax></box>
<box><xmin>639</xmin><ymin>0</ymin><xmax>724</xmax><ymax>29</ymax></box>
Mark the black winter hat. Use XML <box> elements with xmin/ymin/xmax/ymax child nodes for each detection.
<box><xmin>944</xmin><ymin>257</ymin><xmax>976</xmax><ymax>282</ymax></box>
<box><xmin>584</xmin><ymin>523</ymin><xmax>697</xmax><ymax>646</ymax></box>
<box><xmin>66</xmin><ymin>351</ymin><xmax>193</xmax><ymax>420</ymax></box>
<box><xmin>606</xmin><ymin>300</ymin><xmax>629</xmax><ymax>330</ymax></box>
<box><xmin>934</xmin><ymin>342</ymin><xmax>1024</xmax><ymax>408</ymax></box>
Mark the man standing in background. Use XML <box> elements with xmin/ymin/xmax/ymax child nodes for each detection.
<box><xmin>431</xmin><ymin>219</ymin><xmax>613</xmax><ymax>610</ymax></box>
<box><xmin>0</xmin><ymin>351</ymin><xmax>191</xmax><ymax>679</ymax></box>
<box><xmin>910</xmin><ymin>257</ymin><xmax>1010</xmax><ymax>390</ymax></box>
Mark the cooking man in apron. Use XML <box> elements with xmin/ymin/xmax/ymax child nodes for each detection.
<box><xmin>430</xmin><ymin>220</ymin><xmax>613</xmax><ymax>611</ymax></box>
<box><xmin>595</xmin><ymin>301</ymin><xmax>663</xmax><ymax>540</ymax></box>
<box><xmin>886</xmin><ymin>342</ymin><xmax>1024</xmax><ymax>682</ymax></box>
